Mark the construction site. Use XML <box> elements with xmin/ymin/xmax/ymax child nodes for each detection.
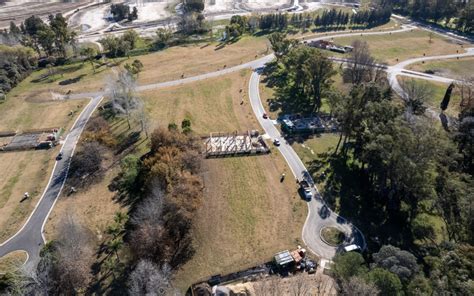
<box><xmin>204</xmin><ymin>130</ymin><xmax>270</xmax><ymax>158</ymax></box>
<box><xmin>0</xmin><ymin>128</ymin><xmax>61</xmax><ymax>152</ymax></box>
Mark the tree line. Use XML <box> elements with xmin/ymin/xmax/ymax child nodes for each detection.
<box><xmin>391</xmin><ymin>0</ymin><xmax>474</xmax><ymax>33</ymax></box>
<box><xmin>265</xmin><ymin>34</ymin><xmax>473</xmax><ymax>295</ymax></box>
<box><xmin>0</xmin><ymin>45</ymin><xmax>37</xmax><ymax>99</ymax></box>
<box><xmin>224</xmin><ymin>6</ymin><xmax>392</xmax><ymax>41</ymax></box>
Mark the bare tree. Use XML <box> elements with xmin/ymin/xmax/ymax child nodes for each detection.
<box><xmin>107</xmin><ymin>70</ymin><xmax>141</xmax><ymax>129</ymax></box>
<box><xmin>344</xmin><ymin>40</ymin><xmax>379</xmax><ymax>85</ymax></box>
<box><xmin>55</xmin><ymin>214</ymin><xmax>94</xmax><ymax>293</ymax></box>
<box><xmin>400</xmin><ymin>78</ymin><xmax>433</xmax><ymax>115</ymax></box>
<box><xmin>341</xmin><ymin>276</ymin><xmax>380</xmax><ymax>296</ymax></box>
<box><xmin>457</xmin><ymin>76</ymin><xmax>474</xmax><ymax>110</ymax></box>
<box><xmin>127</xmin><ymin>260</ymin><xmax>173</xmax><ymax>296</ymax></box>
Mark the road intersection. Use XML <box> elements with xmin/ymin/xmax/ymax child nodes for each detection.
<box><xmin>1</xmin><ymin>21</ymin><xmax>472</xmax><ymax>269</ymax></box>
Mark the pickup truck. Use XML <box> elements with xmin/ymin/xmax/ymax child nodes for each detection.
<box><xmin>300</xmin><ymin>180</ymin><xmax>313</xmax><ymax>200</ymax></box>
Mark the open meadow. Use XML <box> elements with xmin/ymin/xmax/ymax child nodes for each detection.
<box><xmin>332</xmin><ymin>29</ymin><xmax>467</xmax><ymax>65</ymax></box>
<box><xmin>44</xmin><ymin>70</ymin><xmax>307</xmax><ymax>291</ymax></box>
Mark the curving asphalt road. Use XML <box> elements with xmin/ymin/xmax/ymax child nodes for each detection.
<box><xmin>1</xmin><ymin>22</ymin><xmax>472</xmax><ymax>267</ymax></box>
<box><xmin>0</xmin><ymin>95</ymin><xmax>103</xmax><ymax>270</ymax></box>
<box><xmin>248</xmin><ymin>71</ymin><xmax>365</xmax><ymax>259</ymax></box>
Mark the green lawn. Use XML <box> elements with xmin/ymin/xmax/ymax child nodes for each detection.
<box><xmin>332</xmin><ymin>29</ymin><xmax>465</xmax><ymax>65</ymax></box>
<box><xmin>398</xmin><ymin>77</ymin><xmax>462</xmax><ymax>117</ymax></box>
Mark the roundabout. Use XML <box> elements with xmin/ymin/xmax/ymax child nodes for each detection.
<box><xmin>320</xmin><ymin>227</ymin><xmax>347</xmax><ymax>247</ymax></box>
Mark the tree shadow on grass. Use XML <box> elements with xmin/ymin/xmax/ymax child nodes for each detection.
<box><xmin>307</xmin><ymin>151</ymin><xmax>415</xmax><ymax>252</ymax></box>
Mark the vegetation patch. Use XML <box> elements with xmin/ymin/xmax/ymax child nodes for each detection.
<box><xmin>321</xmin><ymin>227</ymin><xmax>346</xmax><ymax>246</ymax></box>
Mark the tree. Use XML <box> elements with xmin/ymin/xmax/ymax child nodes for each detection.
<box><xmin>341</xmin><ymin>276</ymin><xmax>380</xmax><ymax>296</ymax></box>
<box><xmin>128</xmin><ymin>260</ymin><xmax>173</xmax><ymax>296</ymax></box>
<box><xmin>367</xmin><ymin>268</ymin><xmax>403</xmax><ymax>296</ymax></box>
<box><xmin>155</xmin><ymin>27</ymin><xmax>173</xmax><ymax>49</ymax></box>
<box><xmin>69</xmin><ymin>141</ymin><xmax>104</xmax><ymax>187</ymax></box>
<box><xmin>181</xmin><ymin>118</ymin><xmax>192</xmax><ymax>134</ymax></box>
<box><xmin>107</xmin><ymin>70</ymin><xmax>141</xmax><ymax>129</ymax></box>
<box><xmin>372</xmin><ymin>245</ymin><xmax>419</xmax><ymax>282</ymax></box>
<box><xmin>124</xmin><ymin>59</ymin><xmax>143</xmax><ymax>78</ymax></box>
<box><xmin>54</xmin><ymin>215</ymin><xmax>94</xmax><ymax>293</ymax></box>
<box><xmin>440</xmin><ymin>82</ymin><xmax>455</xmax><ymax>111</ymax></box>
<box><xmin>122</xmin><ymin>30</ymin><xmax>139</xmax><ymax>49</ymax></box>
<box><xmin>333</xmin><ymin>252</ymin><xmax>367</xmax><ymax>281</ymax></box>
<box><xmin>281</xmin><ymin>46</ymin><xmax>336</xmax><ymax>112</ymax></box>
<box><xmin>344</xmin><ymin>40</ymin><xmax>381</xmax><ymax>85</ymax></box>
<box><xmin>80</xmin><ymin>47</ymin><xmax>97</xmax><ymax>73</ymax></box>
<box><xmin>48</xmin><ymin>13</ymin><xmax>76</xmax><ymax>57</ymax></box>
<box><xmin>268</xmin><ymin>32</ymin><xmax>297</xmax><ymax>61</ymax></box>
<box><xmin>400</xmin><ymin>78</ymin><xmax>432</xmax><ymax>115</ymax></box>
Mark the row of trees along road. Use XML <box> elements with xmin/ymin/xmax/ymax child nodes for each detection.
<box><xmin>224</xmin><ymin>4</ymin><xmax>391</xmax><ymax>42</ymax></box>
<box><xmin>390</xmin><ymin>0</ymin><xmax>474</xmax><ymax>33</ymax></box>
<box><xmin>266</xmin><ymin>34</ymin><xmax>473</xmax><ymax>295</ymax></box>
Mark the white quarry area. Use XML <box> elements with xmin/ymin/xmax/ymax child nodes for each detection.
<box><xmin>204</xmin><ymin>0</ymin><xmax>291</xmax><ymax>13</ymax></box>
<box><xmin>127</xmin><ymin>0</ymin><xmax>175</xmax><ymax>23</ymax></box>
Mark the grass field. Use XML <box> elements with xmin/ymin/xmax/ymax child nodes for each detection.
<box><xmin>0</xmin><ymin>150</ymin><xmax>60</xmax><ymax>242</ymax></box>
<box><xmin>8</xmin><ymin>35</ymin><xmax>269</xmax><ymax>103</ymax></box>
<box><xmin>44</xmin><ymin>70</ymin><xmax>308</xmax><ymax>291</ymax></box>
<box><xmin>0</xmin><ymin>85</ymin><xmax>87</xmax><ymax>242</ymax></box>
<box><xmin>407</xmin><ymin>57</ymin><xmax>474</xmax><ymax>79</ymax></box>
<box><xmin>0</xmin><ymin>251</ymin><xmax>27</xmax><ymax>274</ymax></box>
<box><xmin>332</xmin><ymin>29</ymin><xmax>467</xmax><ymax>65</ymax></box>
<box><xmin>398</xmin><ymin>77</ymin><xmax>462</xmax><ymax>117</ymax></box>
<box><xmin>135</xmin><ymin>36</ymin><xmax>269</xmax><ymax>86</ymax></box>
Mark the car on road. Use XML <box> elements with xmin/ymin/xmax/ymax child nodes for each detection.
<box><xmin>299</xmin><ymin>180</ymin><xmax>313</xmax><ymax>200</ymax></box>
<box><xmin>262</xmin><ymin>113</ymin><xmax>268</xmax><ymax>119</ymax></box>
<box><xmin>56</xmin><ymin>152</ymin><xmax>63</xmax><ymax>161</ymax></box>
<box><xmin>273</xmin><ymin>138</ymin><xmax>280</xmax><ymax>146</ymax></box>
<box><xmin>342</xmin><ymin>244</ymin><xmax>361</xmax><ymax>253</ymax></box>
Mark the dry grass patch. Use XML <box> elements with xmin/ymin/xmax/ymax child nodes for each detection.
<box><xmin>43</xmin><ymin>165</ymin><xmax>122</xmax><ymax>241</ymax></box>
<box><xmin>147</xmin><ymin>71</ymin><xmax>307</xmax><ymax>290</ymax></box>
<box><xmin>140</xmin><ymin>69</ymin><xmax>259</xmax><ymax>134</ymax></box>
<box><xmin>332</xmin><ymin>29</ymin><xmax>467</xmax><ymax>65</ymax></box>
<box><xmin>0</xmin><ymin>251</ymin><xmax>27</xmax><ymax>274</ymax></box>
<box><xmin>135</xmin><ymin>36</ymin><xmax>269</xmax><ymax>85</ymax></box>
<box><xmin>174</xmin><ymin>152</ymin><xmax>306</xmax><ymax>290</ymax></box>
<box><xmin>0</xmin><ymin>150</ymin><xmax>58</xmax><ymax>242</ymax></box>
<box><xmin>0</xmin><ymin>95</ymin><xmax>87</xmax><ymax>131</ymax></box>
<box><xmin>407</xmin><ymin>57</ymin><xmax>474</xmax><ymax>80</ymax></box>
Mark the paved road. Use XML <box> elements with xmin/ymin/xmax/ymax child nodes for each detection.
<box><xmin>248</xmin><ymin>70</ymin><xmax>365</xmax><ymax>259</ymax></box>
<box><xmin>2</xmin><ymin>22</ymin><xmax>472</xmax><ymax>267</ymax></box>
<box><xmin>0</xmin><ymin>95</ymin><xmax>103</xmax><ymax>270</ymax></box>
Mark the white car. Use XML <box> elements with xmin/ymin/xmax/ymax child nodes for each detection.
<box><xmin>273</xmin><ymin>139</ymin><xmax>280</xmax><ymax>146</ymax></box>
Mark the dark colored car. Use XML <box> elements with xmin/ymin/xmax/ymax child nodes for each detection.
<box><xmin>56</xmin><ymin>152</ymin><xmax>63</xmax><ymax>161</ymax></box>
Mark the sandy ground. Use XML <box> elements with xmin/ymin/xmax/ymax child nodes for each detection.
<box><xmin>127</xmin><ymin>0</ymin><xmax>175</xmax><ymax>22</ymax></box>
<box><xmin>69</xmin><ymin>4</ymin><xmax>111</xmax><ymax>33</ymax></box>
<box><xmin>205</xmin><ymin>0</ymin><xmax>292</xmax><ymax>13</ymax></box>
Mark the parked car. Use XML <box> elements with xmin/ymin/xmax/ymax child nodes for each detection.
<box><xmin>273</xmin><ymin>138</ymin><xmax>280</xmax><ymax>146</ymax></box>
<box><xmin>262</xmin><ymin>113</ymin><xmax>268</xmax><ymax>119</ymax></box>
<box><xmin>56</xmin><ymin>152</ymin><xmax>63</xmax><ymax>161</ymax></box>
